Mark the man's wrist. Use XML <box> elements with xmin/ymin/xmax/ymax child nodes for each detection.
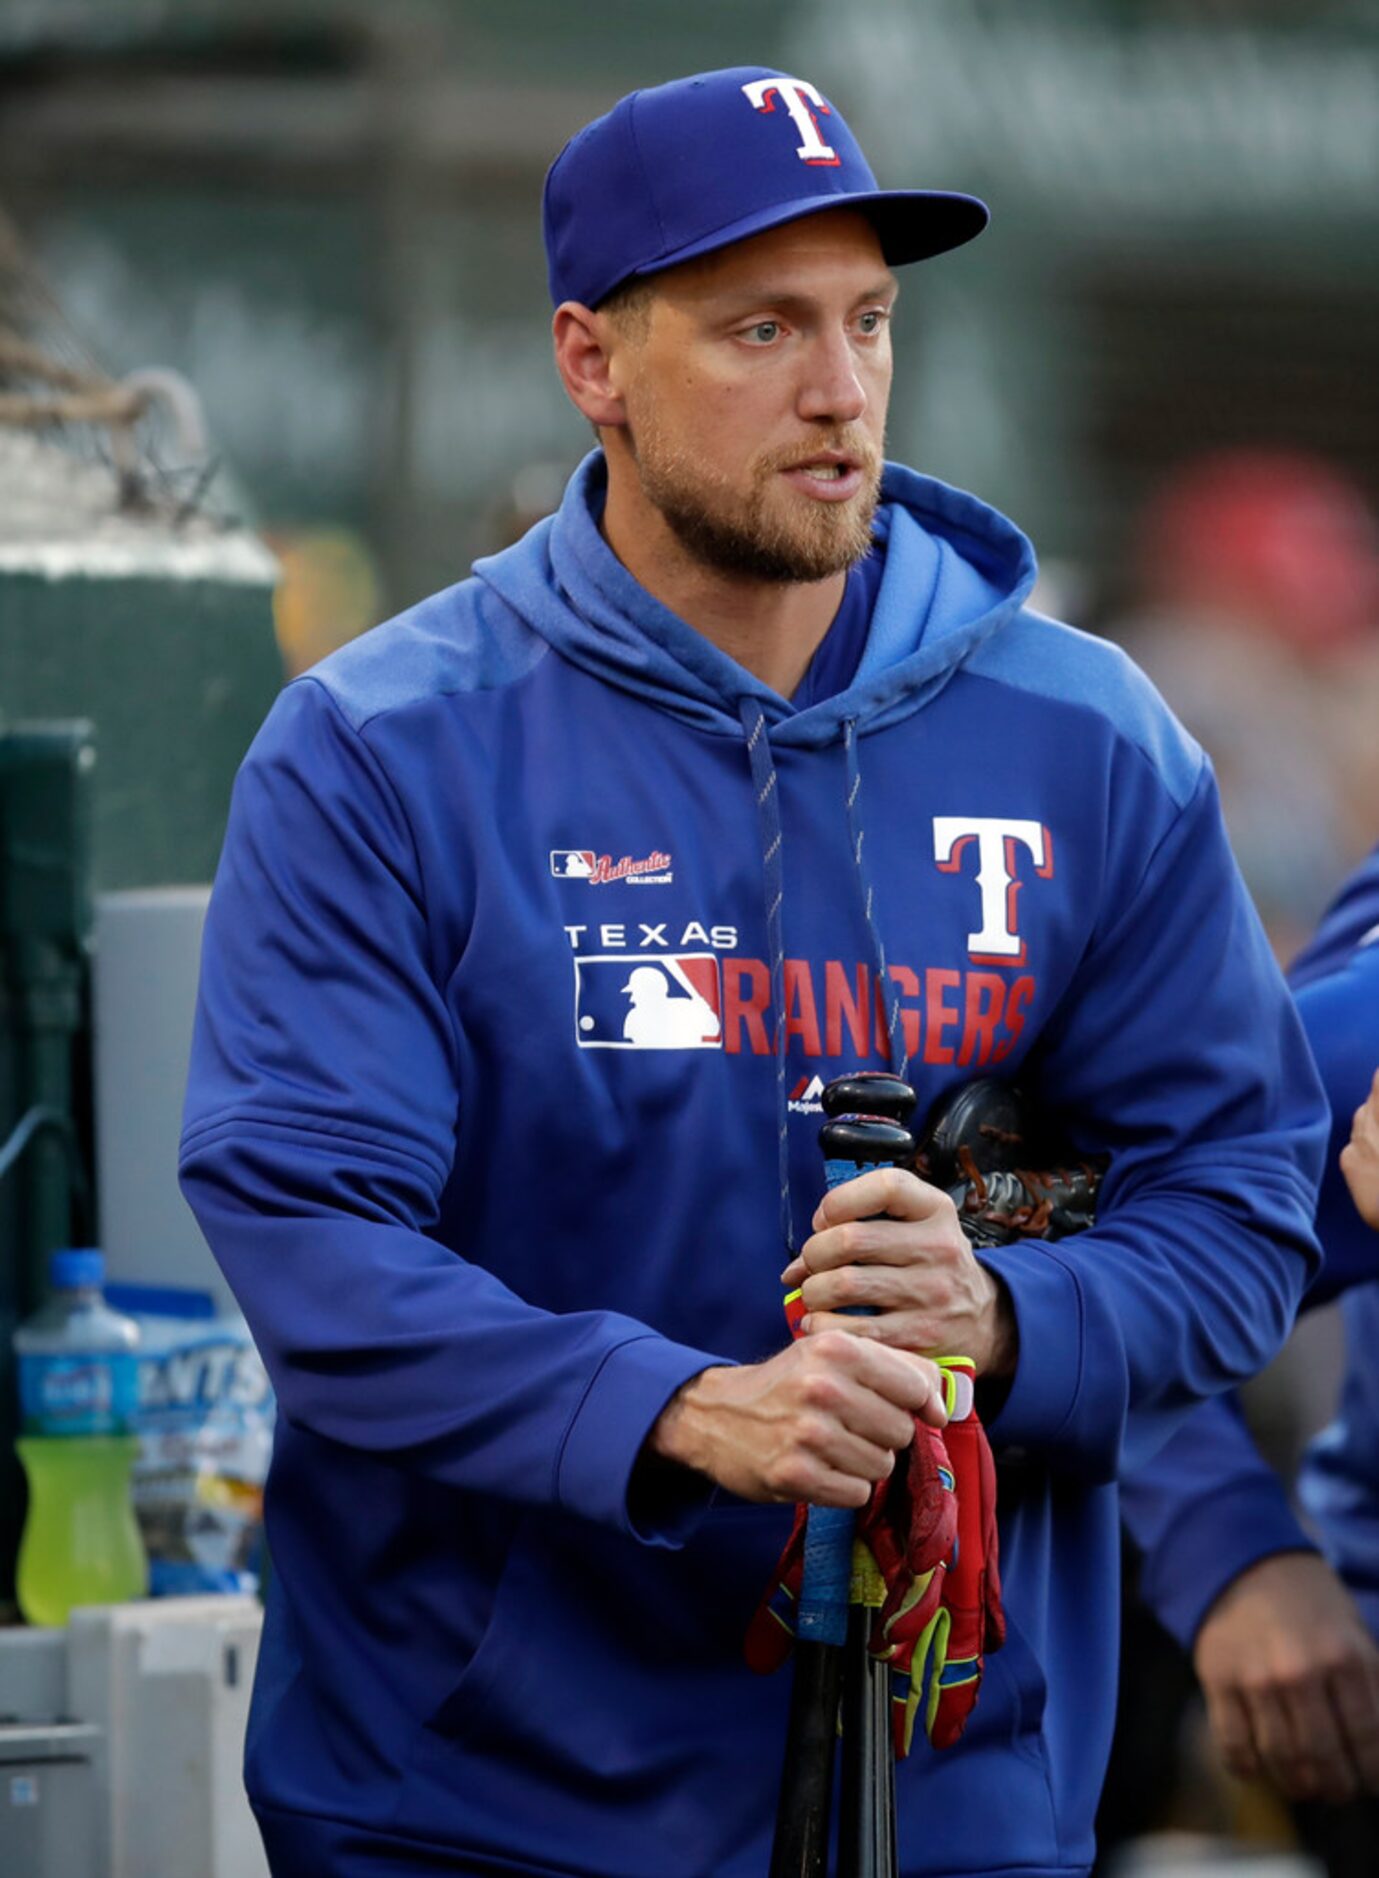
<box><xmin>980</xmin><ymin>1269</ymin><xmax>1019</xmax><ymax>1379</ymax></box>
<box><xmin>646</xmin><ymin>1364</ymin><xmax>731</xmax><ymax>1477</ymax></box>
<box><xmin>1193</xmin><ymin>1545</ymin><xmax>1322</xmax><ymax>1644</ymax></box>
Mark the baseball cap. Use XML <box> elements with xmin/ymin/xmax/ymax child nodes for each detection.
<box><xmin>543</xmin><ymin>67</ymin><xmax>989</xmax><ymax>309</ymax></box>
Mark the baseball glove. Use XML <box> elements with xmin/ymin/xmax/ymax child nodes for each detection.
<box><xmin>916</xmin><ymin>1077</ymin><xmax>1105</xmax><ymax>1248</ymax></box>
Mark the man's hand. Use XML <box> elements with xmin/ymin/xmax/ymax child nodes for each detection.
<box><xmin>777</xmin><ymin>1166</ymin><xmax>1019</xmax><ymax>1378</ymax></box>
<box><xmin>1341</xmin><ymin>1066</ymin><xmax>1379</xmax><ymax>1230</ymax></box>
<box><xmin>1193</xmin><ymin>1551</ymin><xmax>1379</xmax><ymax>1802</ymax></box>
<box><xmin>647</xmin><ymin>1334</ymin><xmax>948</xmax><ymax>1507</ymax></box>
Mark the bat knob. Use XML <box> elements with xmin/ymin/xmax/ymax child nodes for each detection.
<box><xmin>820</xmin><ymin>1073</ymin><xmax>916</xmax><ymax>1125</ymax></box>
<box><xmin>817</xmin><ymin>1114</ymin><xmax>917</xmax><ymax>1168</ymax></box>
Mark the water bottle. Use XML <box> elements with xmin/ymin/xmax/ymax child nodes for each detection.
<box><xmin>13</xmin><ymin>1247</ymin><xmax>148</xmax><ymax>1625</ymax></box>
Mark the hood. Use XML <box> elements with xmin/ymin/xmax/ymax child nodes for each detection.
<box><xmin>475</xmin><ymin>450</ymin><xmax>1038</xmax><ymax>1254</ymax></box>
<box><xmin>474</xmin><ymin>450</ymin><xmax>1037</xmax><ymax>749</ymax></box>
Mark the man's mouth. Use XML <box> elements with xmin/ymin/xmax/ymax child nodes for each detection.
<box><xmin>778</xmin><ymin>453</ymin><xmax>868</xmax><ymax>501</ymax></box>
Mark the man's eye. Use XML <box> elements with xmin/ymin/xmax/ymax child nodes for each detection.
<box><xmin>745</xmin><ymin>321</ymin><xmax>780</xmax><ymax>344</ymax></box>
<box><xmin>857</xmin><ymin>310</ymin><xmax>888</xmax><ymax>336</ymax></box>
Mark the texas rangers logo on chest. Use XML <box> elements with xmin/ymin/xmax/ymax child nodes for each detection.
<box><xmin>933</xmin><ymin>817</ymin><xmax>1055</xmax><ymax>967</ymax></box>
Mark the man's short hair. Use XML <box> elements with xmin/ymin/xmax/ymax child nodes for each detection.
<box><xmin>599</xmin><ymin>275</ymin><xmax>655</xmax><ymax>339</ymax></box>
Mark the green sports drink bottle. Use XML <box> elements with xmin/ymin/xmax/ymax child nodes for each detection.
<box><xmin>15</xmin><ymin>1435</ymin><xmax>146</xmax><ymax>1626</ymax></box>
<box><xmin>13</xmin><ymin>1249</ymin><xmax>148</xmax><ymax>1626</ymax></box>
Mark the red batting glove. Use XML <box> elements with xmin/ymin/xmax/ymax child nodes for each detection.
<box><xmin>743</xmin><ymin>1498</ymin><xmax>808</xmax><ymax>1675</ymax></box>
<box><xmin>857</xmin><ymin>1419</ymin><xmax>958</xmax><ymax>1665</ymax></box>
<box><xmin>890</xmin><ymin>1357</ymin><xmax>1006</xmax><ymax>1755</ymax></box>
<box><xmin>743</xmin><ymin>1417</ymin><xmax>959</xmax><ymax>1683</ymax></box>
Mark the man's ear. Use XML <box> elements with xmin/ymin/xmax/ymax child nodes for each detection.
<box><xmin>553</xmin><ymin>302</ymin><xmax>628</xmax><ymax>430</ymax></box>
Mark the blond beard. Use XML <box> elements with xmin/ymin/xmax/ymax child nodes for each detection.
<box><xmin>628</xmin><ymin>419</ymin><xmax>883</xmax><ymax>583</ymax></box>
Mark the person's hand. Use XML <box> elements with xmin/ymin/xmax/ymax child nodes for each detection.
<box><xmin>647</xmin><ymin>1334</ymin><xmax>948</xmax><ymax>1507</ymax></box>
<box><xmin>1340</xmin><ymin>1066</ymin><xmax>1379</xmax><ymax>1231</ymax></box>
<box><xmin>743</xmin><ymin>1412</ymin><xmax>956</xmax><ymax>1682</ymax></box>
<box><xmin>778</xmin><ymin>1166</ymin><xmax>1019</xmax><ymax>1378</ymax></box>
<box><xmin>1193</xmin><ymin>1550</ymin><xmax>1379</xmax><ymax>1802</ymax></box>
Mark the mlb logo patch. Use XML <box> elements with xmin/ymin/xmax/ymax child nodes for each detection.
<box><xmin>574</xmin><ymin>954</ymin><xmax>722</xmax><ymax>1050</ymax></box>
<box><xmin>551</xmin><ymin>850</ymin><xmax>596</xmax><ymax>879</ymax></box>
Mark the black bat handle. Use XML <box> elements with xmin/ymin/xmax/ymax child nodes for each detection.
<box><xmin>768</xmin><ymin>1639</ymin><xmax>847</xmax><ymax>1878</ymax></box>
<box><xmin>768</xmin><ymin>1091</ymin><xmax>913</xmax><ymax>1878</ymax></box>
<box><xmin>820</xmin><ymin>1104</ymin><xmax>908</xmax><ymax>1878</ymax></box>
<box><xmin>838</xmin><ymin>1603</ymin><xmax>898</xmax><ymax>1878</ymax></box>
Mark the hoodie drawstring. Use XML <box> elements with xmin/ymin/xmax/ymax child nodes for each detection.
<box><xmin>740</xmin><ymin>699</ymin><xmax>796</xmax><ymax>1258</ymax></box>
<box><xmin>844</xmin><ymin>718</ymin><xmax>911</xmax><ymax>1084</ymax></box>
<box><xmin>739</xmin><ymin>704</ymin><xmax>912</xmax><ymax>1262</ymax></box>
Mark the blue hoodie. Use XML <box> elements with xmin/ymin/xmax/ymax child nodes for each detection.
<box><xmin>1122</xmin><ymin>848</ymin><xmax>1379</xmax><ymax>1650</ymax></box>
<box><xmin>180</xmin><ymin>454</ymin><xmax>1325</xmax><ymax>1878</ymax></box>
<box><xmin>1300</xmin><ymin>1285</ymin><xmax>1379</xmax><ymax>1642</ymax></box>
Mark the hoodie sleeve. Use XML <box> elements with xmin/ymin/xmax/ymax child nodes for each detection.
<box><xmin>981</xmin><ymin>757</ymin><xmax>1326</xmax><ymax>1482</ymax></box>
<box><xmin>179</xmin><ymin>678</ymin><xmax>723</xmax><ymax>1541</ymax></box>
<box><xmin>1292</xmin><ymin>952</ymin><xmax>1379</xmax><ymax>1634</ymax></box>
<box><xmin>1290</xmin><ymin>947</ymin><xmax>1379</xmax><ymax>1304</ymax></box>
<box><xmin>1119</xmin><ymin>1394</ymin><xmax>1316</xmax><ymax>1650</ymax></box>
<box><xmin>1120</xmin><ymin>931</ymin><xmax>1379</xmax><ymax>1644</ymax></box>
<box><xmin>1299</xmin><ymin>1285</ymin><xmax>1379</xmax><ymax>1641</ymax></box>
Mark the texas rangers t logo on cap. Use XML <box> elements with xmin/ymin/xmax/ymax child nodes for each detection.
<box><xmin>740</xmin><ymin>76</ymin><xmax>840</xmax><ymax>167</ymax></box>
<box><xmin>541</xmin><ymin>66</ymin><xmax>988</xmax><ymax>311</ymax></box>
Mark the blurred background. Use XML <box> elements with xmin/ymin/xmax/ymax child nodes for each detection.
<box><xmin>0</xmin><ymin>2</ymin><xmax>1376</xmax><ymax>1874</ymax></box>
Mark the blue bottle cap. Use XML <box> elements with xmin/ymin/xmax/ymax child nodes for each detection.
<box><xmin>50</xmin><ymin>1247</ymin><xmax>104</xmax><ymax>1289</ymax></box>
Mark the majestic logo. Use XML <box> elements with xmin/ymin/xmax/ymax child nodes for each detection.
<box><xmin>740</xmin><ymin>76</ymin><xmax>840</xmax><ymax>167</ymax></box>
<box><xmin>551</xmin><ymin>848</ymin><xmax>673</xmax><ymax>886</ymax></box>
<box><xmin>933</xmin><ymin>817</ymin><xmax>1055</xmax><ymax>966</ymax></box>
<box><xmin>573</xmin><ymin>954</ymin><xmax>722</xmax><ymax>1050</ymax></box>
<box><xmin>787</xmin><ymin>1074</ymin><xmax>826</xmax><ymax>1115</ymax></box>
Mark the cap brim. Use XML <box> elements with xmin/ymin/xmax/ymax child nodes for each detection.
<box><xmin>625</xmin><ymin>188</ymin><xmax>989</xmax><ymax>289</ymax></box>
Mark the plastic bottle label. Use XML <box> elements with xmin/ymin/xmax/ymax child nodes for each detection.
<box><xmin>19</xmin><ymin>1352</ymin><xmax>139</xmax><ymax>1435</ymax></box>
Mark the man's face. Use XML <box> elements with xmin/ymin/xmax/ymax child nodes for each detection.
<box><xmin>609</xmin><ymin>211</ymin><xmax>895</xmax><ymax>583</ymax></box>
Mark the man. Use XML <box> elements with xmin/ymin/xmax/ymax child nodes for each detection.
<box><xmin>180</xmin><ymin>69</ymin><xmax>1326</xmax><ymax>1878</ymax></box>
<box><xmin>1119</xmin><ymin>848</ymin><xmax>1379</xmax><ymax>1870</ymax></box>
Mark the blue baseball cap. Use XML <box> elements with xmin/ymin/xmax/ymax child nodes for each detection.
<box><xmin>543</xmin><ymin>67</ymin><xmax>988</xmax><ymax>309</ymax></box>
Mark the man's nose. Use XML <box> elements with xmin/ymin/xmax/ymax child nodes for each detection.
<box><xmin>796</xmin><ymin>332</ymin><xmax>868</xmax><ymax>425</ymax></box>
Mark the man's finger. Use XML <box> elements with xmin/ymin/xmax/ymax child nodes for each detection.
<box><xmin>805</xmin><ymin>1469</ymin><xmax>877</xmax><ymax>1511</ymax></box>
<box><xmin>1273</xmin><ymin>1675</ymin><xmax>1359</xmax><ymax>1802</ymax></box>
<box><xmin>1247</xmin><ymin>1679</ymin><xmax>1360</xmax><ymax>1802</ymax></box>
<box><xmin>805</xmin><ymin>1332</ymin><xmax>947</xmax><ymax>1427</ymax></box>
<box><xmin>1330</xmin><ymin>1659</ymin><xmax>1379</xmax><ymax>1795</ymax></box>
<box><xmin>1207</xmin><ymin>1685</ymin><xmax>1262</xmax><ymax>1784</ymax></box>
<box><xmin>789</xmin><ymin>1207</ymin><xmax>972</xmax><ymax>1291</ymax></box>
<box><xmin>821</xmin><ymin>1382</ymin><xmax>918</xmax><ymax>1457</ymax></box>
<box><xmin>796</xmin><ymin>1418</ymin><xmax>899</xmax><ymax>1488</ymax></box>
<box><xmin>802</xmin><ymin>1307</ymin><xmax>954</xmax><ymax>1356</ymax></box>
<box><xmin>858</xmin><ymin>1345</ymin><xmax>949</xmax><ymax>1429</ymax></box>
<box><xmin>809</xmin><ymin>1166</ymin><xmax>950</xmax><ymax>1232</ymax></box>
<box><xmin>801</xmin><ymin>1208</ymin><xmax>974</xmax><ymax>1275</ymax></box>
<box><xmin>1244</xmin><ymin>1683</ymin><xmax>1305</xmax><ymax>1795</ymax></box>
<box><xmin>797</xmin><ymin>1257</ymin><xmax>934</xmax><ymax>1311</ymax></box>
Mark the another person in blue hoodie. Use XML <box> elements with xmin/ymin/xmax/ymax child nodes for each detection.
<box><xmin>1119</xmin><ymin>851</ymin><xmax>1379</xmax><ymax>1870</ymax></box>
<box><xmin>179</xmin><ymin>69</ymin><xmax>1327</xmax><ymax>1878</ymax></box>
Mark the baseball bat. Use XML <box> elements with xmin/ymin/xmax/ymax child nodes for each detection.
<box><xmin>821</xmin><ymin>1083</ymin><xmax>915</xmax><ymax>1878</ymax></box>
<box><xmin>768</xmin><ymin>1082</ymin><xmax>915</xmax><ymax>1878</ymax></box>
